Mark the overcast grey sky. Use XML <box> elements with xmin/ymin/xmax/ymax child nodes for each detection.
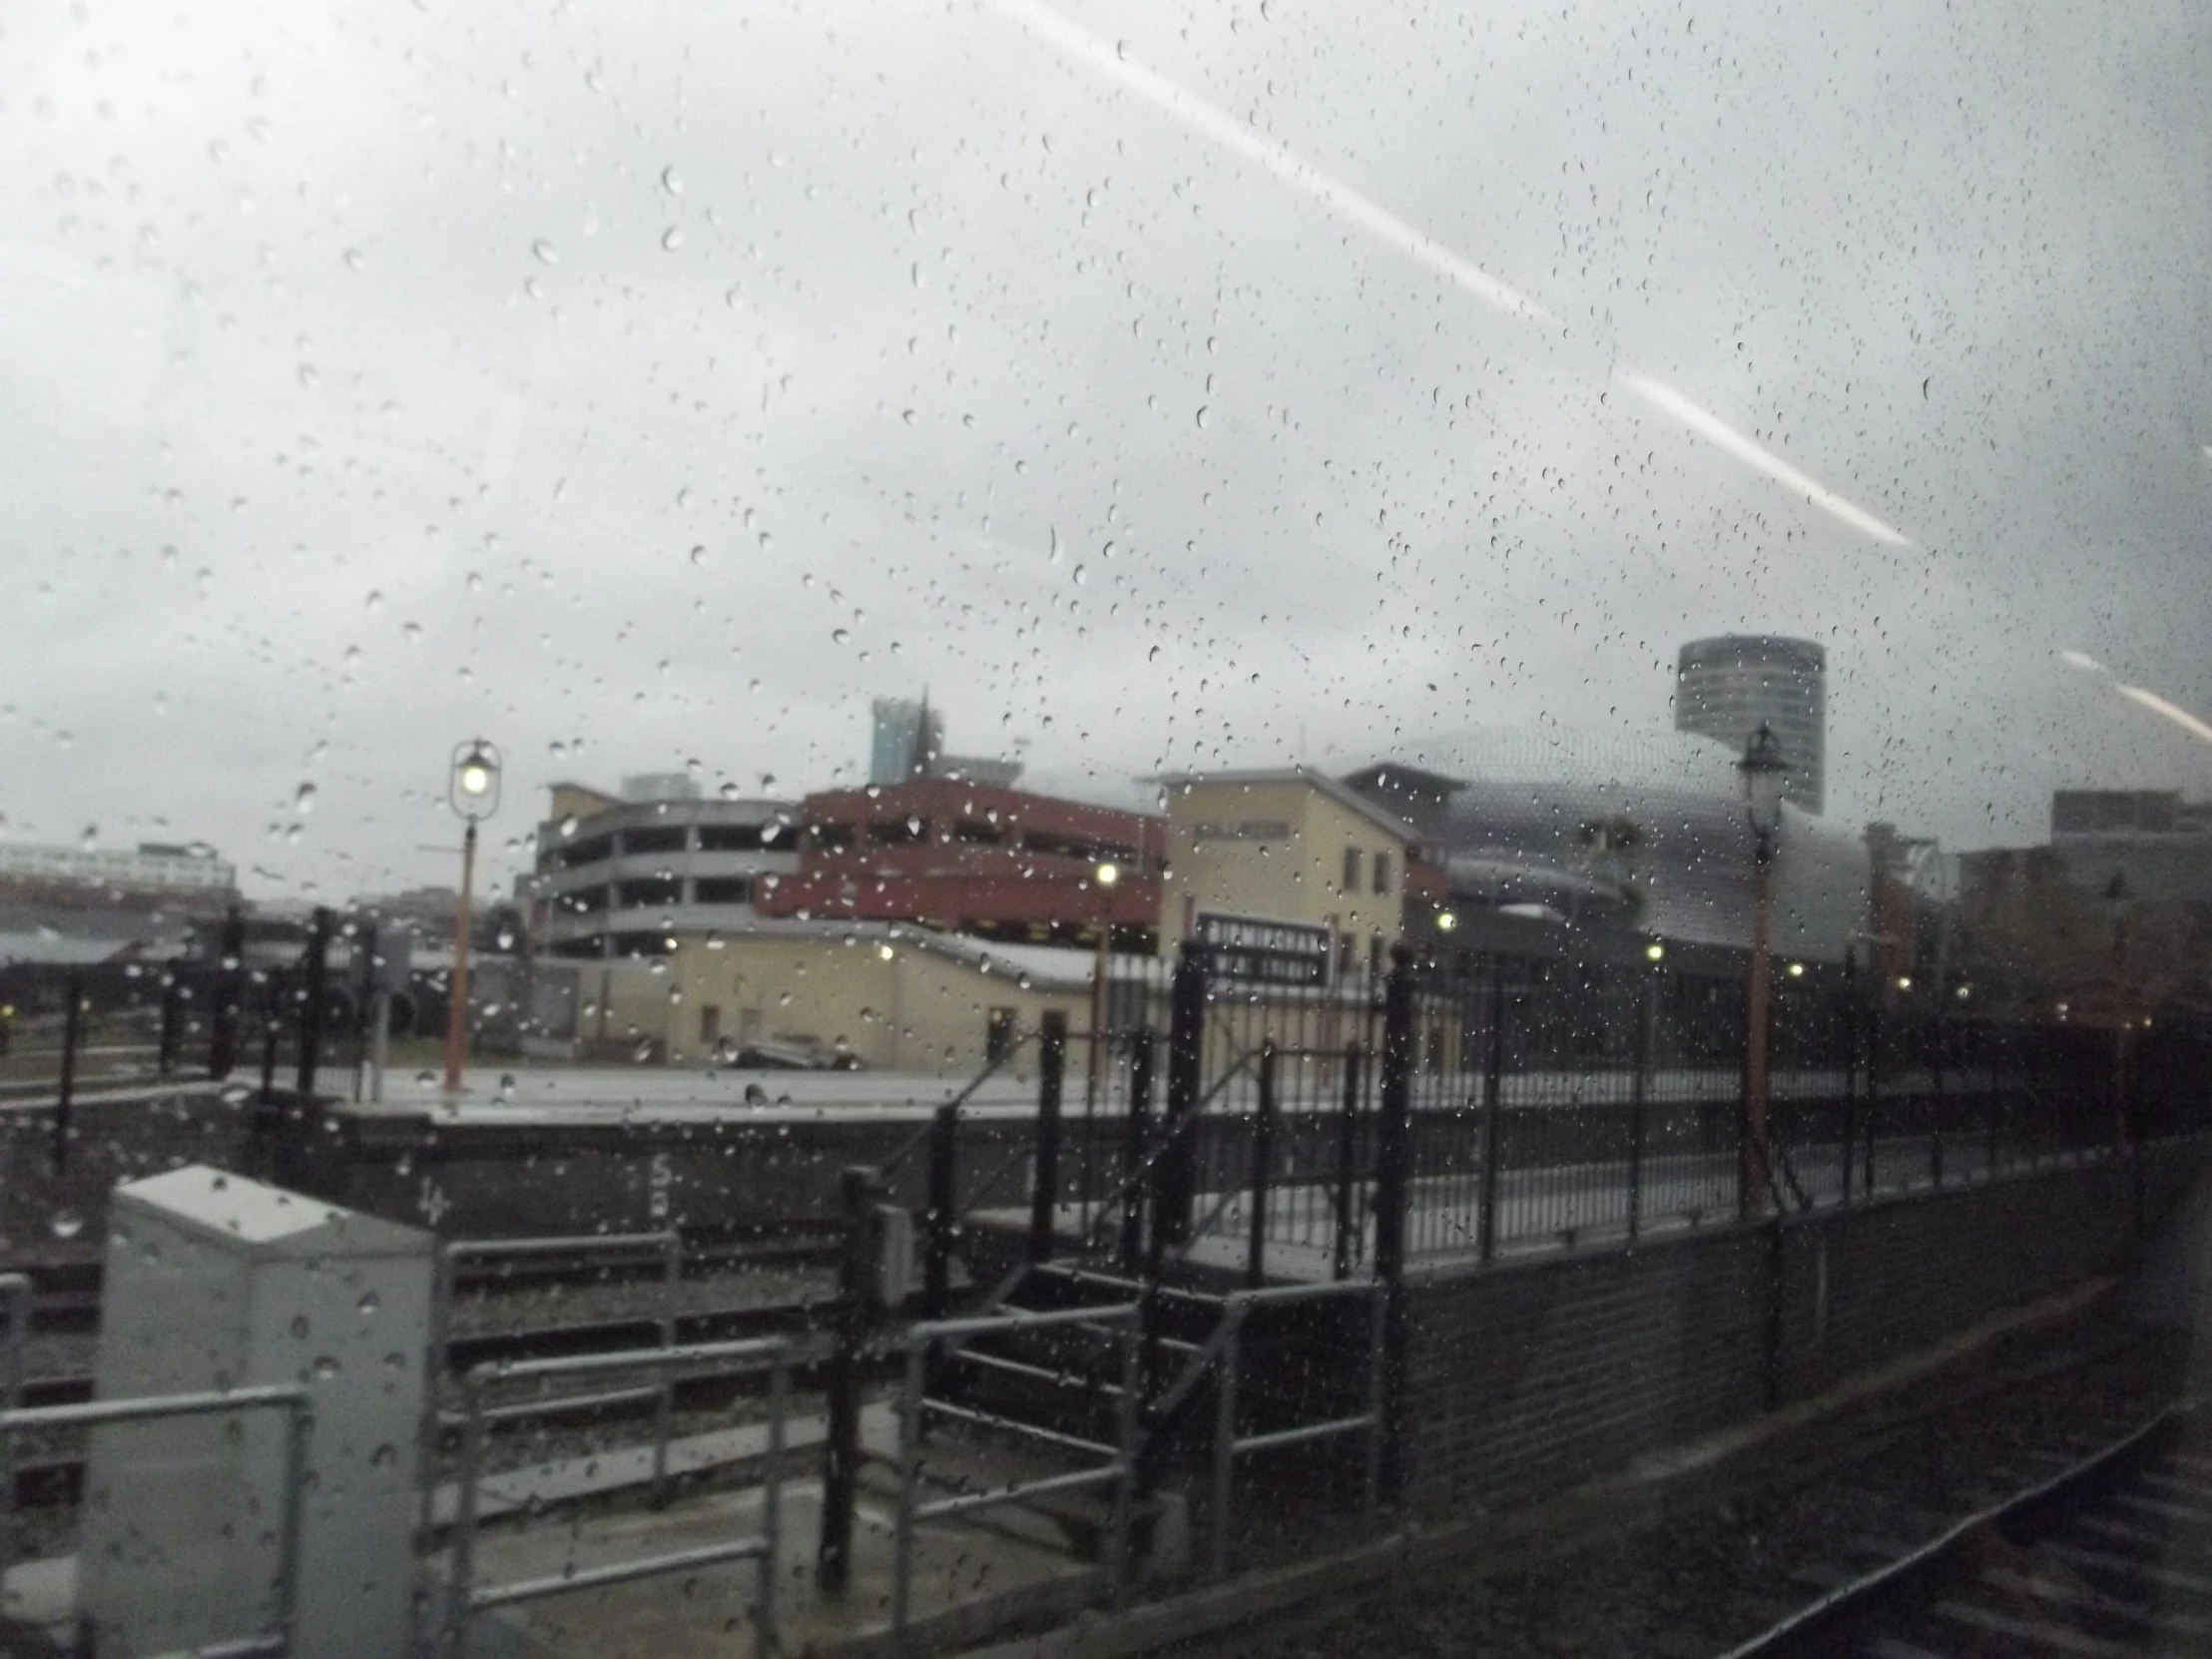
<box><xmin>2</xmin><ymin>0</ymin><xmax>2208</xmax><ymax>903</ymax></box>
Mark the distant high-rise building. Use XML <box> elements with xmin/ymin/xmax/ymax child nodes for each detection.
<box><xmin>869</xmin><ymin>697</ymin><xmax>945</xmax><ymax>785</ymax></box>
<box><xmin>867</xmin><ymin>695</ymin><xmax>1021</xmax><ymax>788</ymax></box>
<box><xmin>1674</xmin><ymin>635</ymin><xmax>1827</xmax><ymax>815</ymax></box>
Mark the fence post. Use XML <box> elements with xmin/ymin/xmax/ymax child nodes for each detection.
<box><xmin>2112</xmin><ymin>1025</ymin><xmax>2129</xmax><ymax>1163</ymax></box>
<box><xmin>1156</xmin><ymin>944</ymin><xmax>1208</xmax><ymax>1250</ymax></box>
<box><xmin>1119</xmin><ymin>1030</ymin><xmax>1153</xmax><ymax>1276</ymax></box>
<box><xmin>1984</xmin><ymin>1020</ymin><xmax>2002</xmax><ymax>1180</ymax></box>
<box><xmin>1627</xmin><ymin>966</ymin><xmax>1656</xmax><ymax>1248</ymax></box>
<box><xmin>924</xmin><ymin>1103</ymin><xmax>957</xmax><ymax>1322</ymax></box>
<box><xmin>1927</xmin><ymin>1011</ymin><xmax>1945</xmax><ymax>1190</ymax></box>
<box><xmin>1476</xmin><ymin>954</ymin><xmax>1506</xmax><ymax>1263</ymax></box>
<box><xmin>1247</xmin><ymin>1041</ymin><xmax>1277</xmax><ymax>1290</ymax></box>
<box><xmin>1333</xmin><ymin>1042</ymin><xmax>1364</xmax><ymax>1280</ymax></box>
<box><xmin>1376</xmin><ymin>942</ymin><xmax>1414</xmax><ymax>1502</ymax></box>
<box><xmin>295</xmin><ymin>905</ymin><xmax>331</xmax><ymax>1102</ymax></box>
<box><xmin>208</xmin><ymin>903</ymin><xmax>247</xmax><ymax>1081</ymax></box>
<box><xmin>259</xmin><ymin>969</ymin><xmax>284</xmax><ymax>1109</ymax></box>
<box><xmin>1838</xmin><ymin>947</ymin><xmax>1858</xmax><ymax>1205</ymax></box>
<box><xmin>1029</xmin><ymin>1011</ymin><xmax>1068</xmax><ymax>1264</ymax></box>
<box><xmin>52</xmin><ymin>978</ymin><xmax>84</xmax><ymax>1176</ymax></box>
<box><xmin>819</xmin><ymin>1165</ymin><xmax>879</xmax><ymax>1596</ymax></box>
<box><xmin>157</xmin><ymin>971</ymin><xmax>184</xmax><ymax>1077</ymax></box>
<box><xmin>1862</xmin><ymin>990</ymin><xmax>1882</xmax><ymax>1197</ymax></box>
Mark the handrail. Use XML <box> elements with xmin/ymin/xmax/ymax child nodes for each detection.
<box><xmin>446</xmin><ymin>1337</ymin><xmax>793</xmax><ymax>1656</ymax></box>
<box><xmin>1077</xmin><ymin>1047</ymin><xmax>1262</xmax><ymax>1255</ymax></box>
<box><xmin>3</xmin><ymin>1383</ymin><xmax>312</xmax><ymax>1657</ymax></box>
<box><xmin>0</xmin><ymin>1273</ymin><xmax>26</xmax><ymax>1562</ymax></box>
<box><xmin>1205</xmin><ymin>1277</ymin><xmax>1386</xmax><ymax>1577</ymax></box>
<box><xmin>419</xmin><ymin>1228</ymin><xmax>683</xmax><ymax>1541</ymax></box>
<box><xmin>879</xmin><ymin>1031</ymin><xmax>1040</xmax><ymax>1183</ymax></box>
<box><xmin>890</xmin><ymin>1302</ymin><xmax>1141</xmax><ymax>1633</ymax></box>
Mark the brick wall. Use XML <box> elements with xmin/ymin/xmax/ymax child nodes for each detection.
<box><xmin>1398</xmin><ymin>1150</ymin><xmax>2186</xmax><ymax>1510</ymax></box>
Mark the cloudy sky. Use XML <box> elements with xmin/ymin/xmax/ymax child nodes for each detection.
<box><xmin>2</xmin><ymin>0</ymin><xmax>2208</xmax><ymax>903</ymax></box>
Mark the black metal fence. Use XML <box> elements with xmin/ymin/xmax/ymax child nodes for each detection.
<box><xmin>0</xmin><ymin>908</ymin><xmax>376</xmax><ymax>1166</ymax></box>
<box><xmin>956</xmin><ymin>939</ymin><xmax>2201</xmax><ymax>1292</ymax></box>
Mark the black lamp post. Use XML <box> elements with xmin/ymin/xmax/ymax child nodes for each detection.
<box><xmin>443</xmin><ymin>739</ymin><xmax>501</xmax><ymax>1096</ymax></box>
<box><xmin>1737</xmin><ymin>723</ymin><xmax>1788</xmax><ymax>1220</ymax></box>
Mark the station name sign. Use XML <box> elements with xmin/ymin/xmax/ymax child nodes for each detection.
<box><xmin>1195</xmin><ymin>912</ymin><xmax>1332</xmax><ymax>986</ymax></box>
<box><xmin>1187</xmin><ymin>819</ymin><xmax>1293</xmax><ymax>843</ymax></box>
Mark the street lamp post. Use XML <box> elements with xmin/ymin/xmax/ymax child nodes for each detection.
<box><xmin>1738</xmin><ymin>724</ymin><xmax>1789</xmax><ymax>1222</ymax></box>
<box><xmin>444</xmin><ymin>740</ymin><xmax>502</xmax><ymax>1096</ymax></box>
<box><xmin>1089</xmin><ymin>860</ymin><xmax>1120</xmax><ymax>1084</ymax></box>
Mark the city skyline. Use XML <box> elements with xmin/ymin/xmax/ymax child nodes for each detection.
<box><xmin>2</xmin><ymin>0</ymin><xmax>2208</xmax><ymax>906</ymax></box>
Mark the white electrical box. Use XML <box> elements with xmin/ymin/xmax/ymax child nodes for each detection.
<box><xmin>80</xmin><ymin>1165</ymin><xmax>433</xmax><ymax>1659</ymax></box>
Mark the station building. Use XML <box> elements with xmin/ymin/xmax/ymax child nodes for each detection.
<box><xmin>532</xmin><ymin>771</ymin><xmax>1434</xmax><ymax>1073</ymax></box>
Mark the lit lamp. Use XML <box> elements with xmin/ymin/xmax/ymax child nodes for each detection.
<box><xmin>444</xmin><ymin>739</ymin><xmax>501</xmax><ymax>1095</ymax></box>
<box><xmin>1737</xmin><ymin>723</ymin><xmax>1788</xmax><ymax>1221</ymax></box>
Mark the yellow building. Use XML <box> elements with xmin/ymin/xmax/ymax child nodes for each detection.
<box><xmin>663</xmin><ymin>922</ymin><xmax>1103</xmax><ymax>1075</ymax></box>
<box><xmin>1154</xmin><ymin>768</ymin><xmax>1419</xmax><ymax>975</ymax></box>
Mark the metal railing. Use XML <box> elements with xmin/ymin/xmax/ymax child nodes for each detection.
<box><xmin>1205</xmin><ymin>1278</ymin><xmax>1386</xmax><ymax>1579</ymax></box>
<box><xmin>890</xmin><ymin>1301</ymin><xmax>1141</xmax><ymax>1636</ymax></box>
<box><xmin>0</xmin><ymin>1273</ymin><xmax>28</xmax><ymax>1571</ymax></box>
<box><xmin>418</xmin><ymin>1229</ymin><xmax>682</xmax><ymax>1539</ymax></box>
<box><xmin>442</xmin><ymin>1337</ymin><xmax>792</xmax><ymax>1656</ymax></box>
<box><xmin>0</xmin><ymin>1383</ymin><xmax>312</xmax><ymax>1658</ymax></box>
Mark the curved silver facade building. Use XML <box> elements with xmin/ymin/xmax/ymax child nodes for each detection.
<box><xmin>1674</xmin><ymin>635</ymin><xmax>1827</xmax><ymax>815</ymax></box>
<box><xmin>1351</xmin><ymin>729</ymin><xmax>1868</xmax><ymax>962</ymax></box>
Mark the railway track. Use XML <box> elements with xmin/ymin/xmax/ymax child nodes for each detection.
<box><xmin>1721</xmin><ymin>1399</ymin><xmax>2207</xmax><ymax>1658</ymax></box>
<box><xmin>3</xmin><ymin>1223</ymin><xmax>844</xmax><ymax>1336</ymax></box>
<box><xmin>4</xmin><ymin>1227</ymin><xmax>851</xmax><ymax>1513</ymax></box>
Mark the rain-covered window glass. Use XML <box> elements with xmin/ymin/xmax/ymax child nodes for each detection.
<box><xmin>4</xmin><ymin>1</ymin><xmax>2209</xmax><ymax>1656</ymax></box>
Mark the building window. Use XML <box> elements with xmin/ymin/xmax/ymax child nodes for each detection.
<box><xmin>552</xmin><ymin>834</ymin><xmax>613</xmax><ymax>870</ymax></box>
<box><xmin>814</xmin><ymin>823</ymin><xmax>856</xmax><ymax>852</ymax></box>
<box><xmin>617</xmin><ymin>875</ymin><xmax>683</xmax><ymax>908</ymax></box>
<box><xmin>952</xmin><ymin>818</ymin><xmax>1006</xmax><ymax>845</ymax></box>
<box><xmin>1374</xmin><ymin>851</ymin><xmax>1391</xmax><ymax>895</ymax></box>
<box><xmin>868</xmin><ymin>817</ymin><xmax>927</xmax><ymax>844</ymax></box>
<box><xmin>622</xmin><ymin>827</ymin><xmax>687</xmax><ymax>855</ymax></box>
<box><xmin>699</xmin><ymin>1005</ymin><xmax>722</xmax><ymax>1045</ymax></box>
<box><xmin>1342</xmin><ymin>847</ymin><xmax>1364</xmax><ymax>892</ymax></box>
<box><xmin>697</xmin><ymin>824</ymin><xmax>768</xmax><ymax>852</ymax></box>
<box><xmin>692</xmin><ymin>876</ymin><xmax>752</xmax><ymax>904</ymax></box>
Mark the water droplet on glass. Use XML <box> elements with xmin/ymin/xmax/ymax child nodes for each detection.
<box><xmin>294</xmin><ymin>783</ymin><xmax>316</xmax><ymax>815</ymax></box>
<box><xmin>689</xmin><ymin>545</ymin><xmax>707</xmax><ymax>568</ymax></box>
<box><xmin>289</xmin><ymin>1315</ymin><xmax>310</xmax><ymax>1340</ymax></box>
<box><xmin>831</xmin><ymin>628</ymin><xmax>849</xmax><ymax>646</ymax></box>
<box><xmin>531</xmin><ymin>240</ymin><xmax>559</xmax><ymax>266</ymax></box>
<box><xmin>364</xmin><ymin>590</ymin><xmax>384</xmax><ymax>612</ymax></box>
<box><xmin>1195</xmin><ymin>406</ymin><xmax>1211</xmax><ymax>429</ymax></box>
<box><xmin>357</xmin><ymin>1291</ymin><xmax>380</xmax><ymax>1317</ymax></box>
<box><xmin>661</xmin><ymin>226</ymin><xmax>685</xmax><ymax>251</ymax></box>
<box><xmin>311</xmin><ymin>1356</ymin><xmax>341</xmax><ymax>1382</ymax></box>
<box><xmin>342</xmin><ymin>247</ymin><xmax>365</xmax><ymax>271</ymax></box>
<box><xmin>661</xmin><ymin>165</ymin><xmax>684</xmax><ymax>196</ymax></box>
<box><xmin>50</xmin><ymin>1211</ymin><xmax>83</xmax><ymax>1241</ymax></box>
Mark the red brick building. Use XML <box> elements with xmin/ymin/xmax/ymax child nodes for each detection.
<box><xmin>754</xmin><ymin>780</ymin><xmax>1167</xmax><ymax>951</ymax></box>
